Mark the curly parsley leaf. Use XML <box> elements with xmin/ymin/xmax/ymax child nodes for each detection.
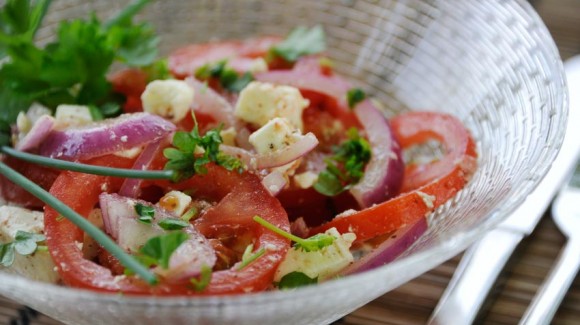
<box><xmin>270</xmin><ymin>25</ymin><xmax>326</xmax><ymax>62</ymax></box>
<box><xmin>275</xmin><ymin>271</ymin><xmax>318</xmax><ymax>289</ymax></box>
<box><xmin>313</xmin><ymin>128</ymin><xmax>371</xmax><ymax>196</ymax></box>
<box><xmin>157</xmin><ymin>218</ymin><xmax>189</xmax><ymax>231</ymax></box>
<box><xmin>253</xmin><ymin>216</ymin><xmax>335</xmax><ymax>252</ymax></box>
<box><xmin>195</xmin><ymin>60</ymin><xmax>254</xmax><ymax>93</ymax></box>
<box><xmin>138</xmin><ymin>231</ymin><xmax>189</xmax><ymax>269</ymax></box>
<box><xmin>0</xmin><ymin>230</ymin><xmax>46</xmax><ymax>267</ymax></box>
<box><xmin>134</xmin><ymin>203</ymin><xmax>155</xmax><ymax>224</ymax></box>
<box><xmin>0</xmin><ymin>0</ymin><xmax>157</xmax><ymax>129</ymax></box>
<box><xmin>346</xmin><ymin>88</ymin><xmax>366</xmax><ymax>109</ymax></box>
<box><xmin>164</xmin><ymin>118</ymin><xmax>244</xmax><ymax>182</ymax></box>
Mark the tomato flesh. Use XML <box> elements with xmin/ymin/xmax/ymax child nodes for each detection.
<box><xmin>309</xmin><ymin>112</ymin><xmax>477</xmax><ymax>242</ymax></box>
<box><xmin>45</xmin><ymin>157</ymin><xmax>290</xmax><ymax>295</ymax></box>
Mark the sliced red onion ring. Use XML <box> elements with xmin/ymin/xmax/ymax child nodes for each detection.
<box><xmin>39</xmin><ymin>113</ymin><xmax>175</xmax><ymax>161</ymax></box>
<box><xmin>185</xmin><ymin>77</ymin><xmax>237</xmax><ymax>128</ymax></box>
<box><xmin>220</xmin><ymin>132</ymin><xmax>319</xmax><ymax>170</ymax></box>
<box><xmin>15</xmin><ymin>115</ymin><xmax>55</xmax><ymax>152</ymax></box>
<box><xmin>261</xmin><ymin>170</ymin><xmax>287</xmax><ymax>196</ymax></box>
<box><xmin>99</xmin><ymin>193</ymin><xmax>216</xmax><ymax>281</ymax></box>
<box><xmin>350</xmin><ymin>101</ymin><xmax>404</xmax><ymax>208</ymax></box>
<box><xmin>118</xmin><ymin>138</ymin><xmax>166</xmax><ymax>198</ymax></box>
<box><xmin>340</xmin><ymin>217</ymin><xmax>428</xmax><ymax>275</ymax></box>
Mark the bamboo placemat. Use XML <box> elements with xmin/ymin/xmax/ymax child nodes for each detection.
<box><xmin>1</xmin><ymin>1</ymin><xmax>580</xmax><ymax>324</ymax></box>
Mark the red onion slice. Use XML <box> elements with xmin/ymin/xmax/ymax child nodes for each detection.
<box><xmin>350</xmin><ymin>101</ymin><xmax>404</xmax><ymax>208</ymax></box>
<box><xmin>99</xmin><ymin>193</ymin><xmax>216</xmax><ymax>281</ymax></box>
<box><xmin>340</xmin><ymin>217</ymin><xmax>428</xmax><ymax>275</ymax></box>
<box><xmin>220</xmin><ymin>132</ymin><xmax>319</xmax><ymax>170</ymax></box>
<box><xmin>15</xmin><ymin>115</ymin><xmax>55</xmax><ymax>152</ymax></box>
<box><xmin>185</xmin><ymin>77</ymin><xmax>237</xmax><ymax>128</ymax></box>
<box><xmin>118</xmin><ymin>138</ymin><xmax>167</xmax><ymax>198</ymax></box>
<box><xmin>261</xmin><ymin>170</ymin><xmax>287</xmax><ymax>196</ymax></box>
<box><xmin>39</xmin><ymin>113</ymin><xmax>176</xmax><ymax>161</ymax></box>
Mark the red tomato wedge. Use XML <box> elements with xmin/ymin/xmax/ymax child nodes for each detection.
<box><xmin>309</xmin><ymin>111</ymin><xmax>477</xmax><ymax>242</ymax></box>
<box><xmin>168</xmin><ymin>36</ymin><xmax>282</xmax><ymax>79</ymax></box>
<box><xmin>45</xmin><ymin>156</ymin><xmax>290</xmax><ymax>295</ymax></box>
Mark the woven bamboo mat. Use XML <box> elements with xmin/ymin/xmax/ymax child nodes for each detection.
<box><xmin>1</xmin><ymin>1</ymin><xmax>580</xmax><ymax>324</ymax></box>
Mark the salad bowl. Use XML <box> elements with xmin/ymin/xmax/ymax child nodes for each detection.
<box><xmin>0</xmin><ymin>0</ymin><xmax>567</xmax><ymax>324</ymax></box>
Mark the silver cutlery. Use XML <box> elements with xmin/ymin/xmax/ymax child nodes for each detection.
<box><xmin>428</xmin><ymin>56</ymin><xmax>580</xmax><ymax>325</ymax></box>
<box><xmin>519</xmin><ymin>166</ymin><xmax>580</xmax><ymax>325</ymax></box>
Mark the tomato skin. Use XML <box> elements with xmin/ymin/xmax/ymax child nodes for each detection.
<box><xmin>108</xmin><ymin>69</ymin><xmax>148</xmax><ymax>114</ymax></box>
<box><xmin>309</xmin><ymin>112</ymin><xmax>477</xmax><ymax>242</ymax></box>
<box><xmin>45</xmin><ymin>157</ymin><xmax>290</xmax><ymax>295</ymax></box>
<box><xmin>0</xmin><ymin>156</ymin><xmax>60</xmax><ymax>209</ymax></box>
<box><xmin>168</xmin><ymin>36</ymin><xmax>282</xmax><ymax>79</ymax></box>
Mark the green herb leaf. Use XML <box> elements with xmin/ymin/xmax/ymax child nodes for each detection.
<box><xmin>164</xmin><ymin>119</ymin><xmax>243</xmax><ymax>182</ymax></box>
<box><xmin>346</xmin><ymin>88</ymin><xmax>366</xmax><ymax>109</ymax></box>
<box><xmin>190</xmin><ymin>264</ymin><xmax>212</xmax><ymax>291</ymax></box>
<box><xmin>0</xmin><ymin>243</ymin><xmax>15</xmax><ymax>267</ymax></box>
<box><xmin>134</xmin><ymin>203</ymin><xmax>155</xmax><ymax>224</ymax></box>
<box><xmin>313</xmin><ymin>128</ymin><xmax>371</xmax><ymax>196</ymax></box>
<box><xmin>138</xmin><ymin>231</ymin><xmax>189</xmax><ymax>269</ymax></box>
<box><xmin>270</xmin><ymin>25</ymin><xmax>326</xmax><ymax>62</ymax></box>
<box><xmin>0</xmin><ymin>0</ymin><xmax>156</xmax><ymax>127</ymax></box>
<box><xmin>0</xmin><ymin>230</ymin><xmax>46</xmax><ymax>267</ymax></box>
<box><xmin>157</xmin><ymin>218</ymin><xmax>189</xmax><ymax>231</ymax></box>
<box><xmin>237</xmin><ymin>244</ymin><xmax>266</xmax><ymax>270</ymax></box>
<box><xmin>195</xmin><ymin>60</ymin><xmax>254</xmax><ymax>93</ymax></box>
<box><xmin>253</xmin><ymin>216</ymin><xmax>335</xmax><ymax>252</ymax></box>
<box><xmin>276</xmin><ymin>271</ymin><xmax>318</xmax><ymax>289</ymax></box>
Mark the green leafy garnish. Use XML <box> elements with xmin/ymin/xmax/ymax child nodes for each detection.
<box><xmin>137</xmin><ymin>231</ymin><xmax>189</xmax><ymax>269</ymax></box>
<box><xmin>157</xmin><ymin>218</ymin><xmax>189</xmax><ymax>231</ymax></box>
<box><xmin>195</xmin><ymin>60</ymin><xmax>254</xmax><ymax>93</ymax></box>
<box><xmin>346</xmin><ymin>88</ymin><xmax>366</xmax><ymax>109</ymax></box>
<box><xmin>253</xmin><ymin>216</ymin><xmax>335</xmax><ymax>252</ymax></box>
<box><xmin>313</xmin><ymin>128</ymin><xmax>371</xmax><ymax>196</ymax></box>
<box><xmin>163</xmin><ymin>116</ymin><xmax>243</xmax><ymax>181</ymax></box>
<box><xmin>0</xmin><ymin>230</ymin><xmax>46</xmax><ymax>267</ymax></box>
<box><xmin>275</xmin><ymin>271</ymin><xmax>318</xmax><ymax>289</ymax></box>
<box><xmin>0</xmin><ymin>0</ymin><xmax>157</xmax><ymax>131</ymax></box>
<box><xmin>270</xmin><ymin>25</ymin><xmax>326</xmax><ymax>62</ymax></box>
<box><xmin>236</xmin><ymin>244</ymin><xmax>266</xmax><ymax>270</ymax></box>
<box><xmin>134</xmin><ymin>203</ymin><xmax>155</xmax><ymax>224</ymax></box>
<box><xmin>190</xmin><ymin>264</ymin><xmax>212</xmax><ymax>291</ymax></box>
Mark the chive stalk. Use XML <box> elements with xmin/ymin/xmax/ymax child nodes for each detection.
<box><xmin>0</xmin><ymin>161</ymin><xmax>158</xmax><ymax>284</ymax></box>
<box><xmin>1</xmin><ymin>146</ymin><xmax>174</xmax><ymax>180</ymax></box>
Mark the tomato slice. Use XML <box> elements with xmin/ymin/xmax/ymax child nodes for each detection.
<box><xmin>45</xmin><ymin>157</ymin><xmax>290</xmax><ymax>295</ymax></box>
<box><xmin>108</xmin><ymin>69</ymin><xmax>148</xmax><ymax>114</ymax></box>
<box><xmin>168</xmin><ymin>36</ymin><xmax>282</xmax><ymax>79</ymax></box>
<box><xmin>0</xmin><ymin>156</ymin><xmax>60</xmax><ymax>209</ymax></box>
<box><xmin>309</xmin><ymin>112</ymin><xmax>477</xmax><ymax>242</ymax></box>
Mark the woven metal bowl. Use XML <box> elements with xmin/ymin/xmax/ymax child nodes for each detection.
<box><xmin>0</xmin><ymin>0</ymin><xmax>567</xmax><ymax>324</ymax></box>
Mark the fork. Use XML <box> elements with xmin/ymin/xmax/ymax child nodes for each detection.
<box><xmin>519</xmin><ymin>166</ymin><xmax>580</xmax><ymax>325</ymax></box>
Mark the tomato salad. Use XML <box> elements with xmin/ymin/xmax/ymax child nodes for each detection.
<box><xmin>0</xmin><ymin>2</ymin><xmax>477</xmax><ymax>295</ymax></box>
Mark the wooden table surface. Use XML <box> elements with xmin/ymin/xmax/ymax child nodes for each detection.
<box><xmin>1</xmin><ymin>1</ymin><xmax>580</xmax><ymax>324</ymax></box>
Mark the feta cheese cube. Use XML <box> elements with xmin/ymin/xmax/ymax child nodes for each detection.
<box><xmin>0</xmin><ymin>206</ymin><xmax>60</xmax><ymax>284</ymax></box>
<box><xmin>157</xmin><ymin>190</ymin><xmax>193</xmax><ymax>217</ymax></box>
<box><xmin>249</xmin><ymin>117</ymin><xmax>302</xmax><ymax>154</ymax></box>
<box><xmin>274</xmin><ymin>228</ymin><xmax>356</xmax><ymax>282</ymax></box>
<box><xmin>141</xmin><ymin>79</ymin><xmax>195</xmax><ymax>122</ymax></box>
<box><xmin>54</xmin><ymin>104</ymin><xmax>93</xmax><ymax>130</ymax></box>
<box><xmin>235</xmin><ymin>81</ymin><xmax>309</xmax><ymax>131</ymax></box>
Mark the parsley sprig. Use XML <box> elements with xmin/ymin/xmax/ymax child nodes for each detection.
<box><xmin>0</xmin><ymin>230</ymin><xmax>46</xmax><ymax>267</ymax></box>
<box><xmin>134</xmin><ymin>231</ymin><xmax>189</xmax><ymax>270</ymax></box>
<box><xmin>270</xmin><ymin>25</ymin><xmax>326</xmax><ymax>62</ymax></box>
<box><xmin>164</xmin><ymin>116</ymin><xmax>243</xmax><ymax>181</ymax></box>
<box><xmin>253</xmin><ymin>216</ymin><xmax>335</xmax><ymax>252</ymax></box>
<box><xmin>275</xmin><ymin>271</ymin><xmax>318</xmax><ymax>290</ymax></box>
<box><xmin>0</xmin><ymin>0</ymin><xmax>158</xmax><ymax>128</ymax></box>
<box><xmin>195</xmin><ymin>60</ymin><xmax>254</xmax><ymax>93</ymax></box>
<box><xmin>313</xmin><ymin>128</ymin><xmax>371</xmax><ymax>196</ymax></box>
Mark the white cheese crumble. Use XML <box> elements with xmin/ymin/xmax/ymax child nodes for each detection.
<box><xmin>235</xmin><ymin>81</ymin><xmax>309</xmax><ymax>131</ymax></box>
<box><xmin>141</xmin><ymin>79</ymin><xmax>194</xmax><ymax>122</ymax></box>
<box><xmin>54</xmin><ymin>104</ymin><xmax>93</xmax><ymax>130</ymax></box>
<box><xmin>274</xmin><ymin>228</ymin><xmax>356</xmax><ymax>282</ymax></box>
<box><xmin>416</xmin><ymin>191</ymin><xmax>436</xmax><ymax>209</ymax></box>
